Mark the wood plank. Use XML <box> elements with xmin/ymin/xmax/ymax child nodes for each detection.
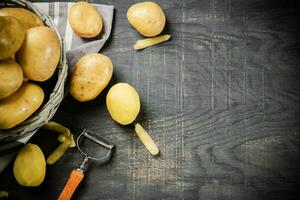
<box><xmin>1</xmin><ymin>0</ymin><xmax>300</xmax><ymax>199</ymax></box>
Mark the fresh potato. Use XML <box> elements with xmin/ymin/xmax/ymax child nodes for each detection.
<box><xmin>106</xmin><ymin>83</ymin><xmax>140</xmax><ymax>125</ymax></box>
<box><xmin>127</xmin><ymin>2</ymin><xmax>166</xmax><ymax>37</ymax></box>
<box><xmin>0</xmin><ymin>16</ymin><xmax>25</xmax><ymax>60</ymax></box>
<box><xmin>0</xmin><ymin>59</ymin><xmax>23</xmax><ymax>99</ymax></box>
<box><xmin>68</xmin><ymin>1</ymin><xmax>103</xmax><ymax>38</ymax></box>
<box><xmin>70</xmin><ymin>53</ymin><xmax>113</xmax><ymax>102</ymax></box>
<box><xmin>16</xmin><ymin>26</ymin><xmax>60</xmax><ymax>82</ymax></box>
<box><xmin>0</xmin><ymin>8</ymin><xmax>43</xmax><ymax>30</ymax></box>
<box><xmin>0</xmin><ymin>83</ymin><xmax>44</xmax><ymax>130</ymax></box>
<box><xmin>13</xmin><ymin>143</ymin><xmax>46</xmax><ymax>187</ymax></box>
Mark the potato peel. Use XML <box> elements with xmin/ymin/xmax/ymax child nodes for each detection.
<box><xmin>43</xmin><ymin>121</ymin><xmax>71</xmax><ymax>138</ymax></box>
<box><xmin>57</xmin><ymin>134</ymin><xmax>76</xmax><ymax>148</ymax></box>
<box><xmin>134</xmin><ymin>34</ymin><xmax>171</xmax><ymax>50</ymax></box>
<box><xmin>47</xmin><ymin>139</ymin><xmax>71</xmax><ymax>165</ymax></box>
<box><xmin>0</xmin><ymin>191</ymin><xmax>8</xmax><ymax>198</ymax></box>
<box><xmin>43</xmin><ymin>121</ymin><xmax>76</xmax><ymax>165</ymax></box>
<box><xmin>134</xmin><ymin>123</ymin><xmax>159</xmax><ymax>155</ymax></box>
<box><xmin>43</xmin><ymin>121</ymin><xmax>76</xmax><ymax>147</ymax></box>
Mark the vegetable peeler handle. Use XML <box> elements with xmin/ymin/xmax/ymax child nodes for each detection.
<box><xmin>57</xmin><ymin>169</ymin><xmax>84</xmax><ymax>200</ymax></box>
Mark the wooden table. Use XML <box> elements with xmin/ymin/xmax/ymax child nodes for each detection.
<box><xmin>1</xmin><ymin>0</ymin><xmax>300</xmax><ymax>199</ymax></box>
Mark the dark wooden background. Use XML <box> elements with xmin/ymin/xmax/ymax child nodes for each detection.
<box><xmin>1</xmin><ymin>0</ymin><xmax>300</xmax><ymax>199</ymax></box>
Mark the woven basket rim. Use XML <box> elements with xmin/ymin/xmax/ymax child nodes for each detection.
<box><xmin>0</xmin><ymin>0</ymin><xmax>68</xmax><ymax>141</ymax></box>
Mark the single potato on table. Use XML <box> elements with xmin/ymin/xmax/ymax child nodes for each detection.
<box><xmin>13</xmin><ymin>143</ymin><xmax>46</xmax><ymax>187</ymax></box>
<box><xmin>0</xmin><ymin>59</ymin><xmax>23</xmax><ymax>99</ymax></box>
<box><xmin>68</xmin><ymin>1</ymin><xmax>103</xmax><ymax>38</ymax></box>
<box><xmin>16</xmin><ymin>26</ymin><xmax>60</xmax><ymax>82</ymax></box>
<box><xmin>106</xmin><ymin>83</ymin><xmax>140</xmax><ymax>125</ymax></box>
<box><xmin>127</xmin><ymin>2</ymin><xmax>166</xmax><ymax>37</ymax></box>
<box><xmin>0</xmin><ymin>8</ymin><xmax>43</xmax><ymax>30</ymax></box>
<box><xmin>0</xmin><ymin>82</ymin><xmax>44</xmax><ymax>130</ymax></box>
<box><xmin>0</xmin><ymin>16</ymin><xmax>25</xmax><ymax>60</ymax></box>
<box><xmin>70</xmin><ymin>53</ymin><xmax>113</xmax><ymax>102</ymax></box>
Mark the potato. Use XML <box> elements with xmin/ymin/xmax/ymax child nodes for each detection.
<box><xmin>16</xmin><ymin>26</ymin><xmax>60</xmax><ymax>82</ymax></box>
<box><xmin>0</xmin><ymin>83</ymin><xmax>44</xmax><ymax>130</ymax></box>
<box><xmin>106</xmin><ymin>83</ymin><xmax>140</xmax><ymax>125</ymax></box>
<box><xmin>127</xmin><ymin>2</ymin><xmax>166</xmax><ymax>37</ymax></box>
<box><xmin>0</xmin><ymin>59</ymin><xmax>23</xmax><ymax>99</ymax></box>
<box><xmin>70</xmin><ymin>53</ymin><xmax>113</xmax><ymax>102</ymax></box>
<box><xmin>0</xmin><ymin>8</ymin><xmax>43</xmax><ymax>30</ymax></box>
<box><xmin>0</xmin><ymin>16</ymin><xmax>25</xmax><ymax>60</ymax></box>
<box><xmin>68</xmin><ymin>1</ymin><xmax>103</xmax><ymax>38</ymax></box>
<box><xmin>13</xmin><ymin>143</ymin><xmax>46</xmax><ymax>187</ymax></box>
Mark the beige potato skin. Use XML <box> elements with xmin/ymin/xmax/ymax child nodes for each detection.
<box><xmin>106</xmin><ymin>83</ymin><xmax>140</xmax><ymax>125</ymax></box>
<box><xmin>16</xmin><ymin>26</ymin><xmax>60</xmax><ymax>82</ymax></box>
<box><xmin>127</xmin><ymin>2</ymin><xmax>166</xmax><ymax>37</ymax></box>
<box><xmin>70</xmin><ymin>53</ymin><xmax>113</xmax><ymax>102</ymax></box>
<box><xmin>0</xmin><ymin>83</ymin><xmax>44</xmax><ymax>130</ymax></box>
<box><xmin>0</xmin><ymin>8</ymin><xmax>43</xmax><ymax>30</ymax></box>
<box><xmin>0</xmin><ymin>59</ymin><xmax>23</xmax><ymax>99</ymax></box>
<box><xmin>68</xmin><ymin>1</ymin><xmax>103</xmax><ymax>38</ymax></box>
<box><xmin>0</xmin><ymin>16</ymin><xmax>25</xmax><ymax>60</ymax></box>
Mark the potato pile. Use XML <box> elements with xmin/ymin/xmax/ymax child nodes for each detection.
<box><xmin>0</xmin><ymin>0</ymin><xmax>166</xmax><ymax>159</ymax></box>
<box><xmin>0</xmin><ymin>8</ymin><xmax>61</xmax><ymax>130</ymax></box>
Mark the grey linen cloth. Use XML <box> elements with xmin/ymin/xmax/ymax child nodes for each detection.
<box><xmin>0</xmin><ymin>2</ymin><xmax>114</xmax><ymax>173</ymax></box>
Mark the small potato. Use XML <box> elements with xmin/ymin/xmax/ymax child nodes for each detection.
<box><xmin>0</xmin><ymin>8</ymin><xmax>43</xmax><ymax>30</ymax></box>
<box><xmin>68</xmin><ymin>1</ymin><xmax>103</xmax><ymax>38</ymax></box>
<box><xmin>127</xmin><ymin>2</ymin><xmax>166</xmax><ymax>37</ymax></box>
<box><xmin>13</xmin><ymin>143</ymin><xmax>46</xmax><ymax>187</ymax></box>
<box><xmin>0</xmin><ymin>16</ymin><xmax>25</xmax><ymax>60</ymax></box>
<box><xmin>106</xmin><ymin>83</ymin><xmax>140</xmax><ymax>125</ymax></box>
<box><xmin>0</xmin><ymin>59</ymin><xmax>23</xmax><ymax>99</ymax></box>
<box><xmin>70</xmin><ymin>53</ymin><xmax>113</xmax><ymax>102</ymax></box>
<box><xmin>0</xmin><ymin>83</ymin><xmax>44</xmax><ymax>130</ymax></box>
<box><xmin>16</xmin><ymin>26</ymin><xmax>60</xmax><ymax>82</ymax></box>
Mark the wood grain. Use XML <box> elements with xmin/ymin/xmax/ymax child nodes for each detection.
<box><xmin>1</xmin><ymin>0</ymin><xmax>300</xmax><ymax>199</ymax></box>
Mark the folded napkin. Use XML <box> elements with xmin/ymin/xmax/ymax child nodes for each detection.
<box><xmin>0</xmin><ymin>2</ymin><xmax>114</xmax><ymax>173</ymax></box>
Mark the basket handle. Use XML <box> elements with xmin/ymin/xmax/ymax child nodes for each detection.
<box><xmin>57</xmin><ymin>169</ymin><xmax>84</xmax><ymax>200</ymax></box>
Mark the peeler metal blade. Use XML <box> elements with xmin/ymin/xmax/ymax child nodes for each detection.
<box><xmin>76</xmin><ymin>129</ymin><xmax>114</xmax><ymax>163</ymax></box>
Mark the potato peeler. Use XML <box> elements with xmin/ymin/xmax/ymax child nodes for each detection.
<box><xmin>57</xmin><ymin>129</ymin><xmax>114</xmax><ymax>200</ymax></box>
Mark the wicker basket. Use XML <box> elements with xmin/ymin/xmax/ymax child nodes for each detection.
<box><xmin>0</xmin><ymin>0</ymin><xmax>68</xmax><ymax>141</ymax></box>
